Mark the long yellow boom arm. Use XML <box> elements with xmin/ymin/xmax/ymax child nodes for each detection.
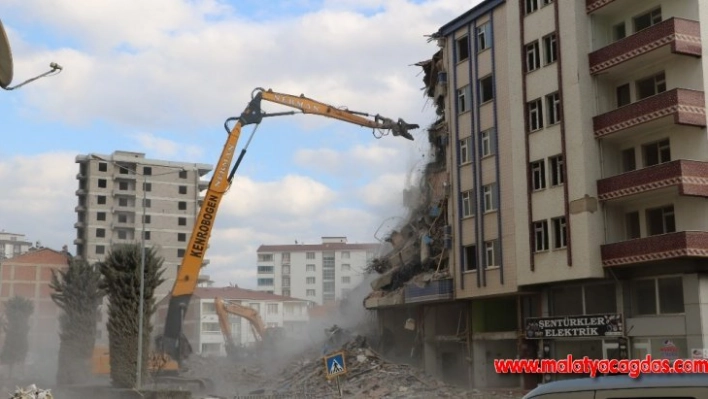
<box><xmin>160</xmin><ymin>88</ymin><xmax>418</xmax><ymax>363</ymax></box>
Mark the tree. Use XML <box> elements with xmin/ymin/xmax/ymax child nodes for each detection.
<box><xmin>0</xmin><ymin>296</ymin><xmax>34</xmax><ymax>377</ymax></box>
<box><xmin>99</xmin><ymin>243</ymin><xmax>165</xmax><ymax>388</ymax></box>
<box><xmin>50</xmin><ymin>258</ymin><xmax>104</xmax><ymax>385</ymax></box>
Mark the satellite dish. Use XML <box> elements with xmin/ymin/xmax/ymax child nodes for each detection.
<box><xmin>0</xmin><ymin>19</ymin><xmax>14</xmax><ymax>88</ymax></box>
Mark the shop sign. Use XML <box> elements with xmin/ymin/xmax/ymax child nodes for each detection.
<box><xmin>524</xmin><ymin>314</ymin><xmax>624</xmax><ymax>339</ymax></box>
<box><xmin>660</xmin><ymin>340</ymin><xmax>679</xmax><ymax>360</ymax></box>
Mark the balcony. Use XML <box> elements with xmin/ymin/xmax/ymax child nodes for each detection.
<box><xmin>404</xmin><ymin>278</ymin><xmax>453</xmax><ymax>304</ymax></box>
<box><xmin>73</xmin><ymin>222</ymin><xmax>85</xmax><ymax>228</ymax></box>
<box><xmin>74</xmin><ymin>205</ymin><xmax>86</xmax><ymax>212</ymax></box>
<box><xmin>75</xmin><ymin>188</ymin><xmax>87</xmax><ymax>196</ymax></box>
<box><xmin>598</xmin><ymin>160</ymin><xmax>708</xmax><ymax>201</ymax></box>
<box><xmin>73</xmin><ymin>238</ymin><xmax>84</xmax><ymax>245</ymax></box>
<box><xmin>586</xmin><ymin>0</ymin><xmax>616</xmax><ymax>14</ymax></box>
<box><xmin>590</xmin><ymin>18</ymin><xmax>701</xmax><ymax>75</ymax></box>
<box><xmin>593</xmin><ymin>89</ymin><xmax>706</xmax><ymax>138</ymax></box>
<box><xmin>601</xmin><ymin>231</ymin><xmax>708</xmax><ymax>267</ymax></box>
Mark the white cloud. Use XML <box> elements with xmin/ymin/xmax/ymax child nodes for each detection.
<box><xmin>0</xmin><ymin>152</ymin><xmax>77</xmax><ymax>247</ymax></box>
<box><xmin>129</xmin><ymin>132</ymin><xmax>204</xmax><ymax>160</ymax></box>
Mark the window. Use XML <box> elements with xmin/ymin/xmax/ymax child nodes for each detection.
<box><xmin>483</xmin><ymin>184</ymin><xmax>498</xmax><ymax>212</ymax></box>
<box><xmin>633</xmin><ymin>7</ymin><xmax>661</xmax><ymax>33</ymax></box>
<box><xmin>342</xmin><ymin>264</ymin><xmax>351</xmax><ymax>271</ymax></box>
<box><xmin>643</xmin><ymin>138</ymin><xmax>670</xmax><ymax>167</ymax></box>
<box><xmin>306</xmin><ymin>277</ymin><xmax>315</xmax><ymax>284</ymax></box>
<box><xmin>257</xmin><ymin>266</ymin><xmax>274</xmax><ymax>274</ymax></box>
<box><xmin>625</xmin><ymin>211</ymin><xmax>640</xmax><ymax>239</ymax></box>
<box><xmin>621</xmin><ymin>148</ymin><xmax>636</xmax><ymax>172</ymax></box>
<box><xmin>543</xmin><ymin>33</ymin><xmax>557</xmax><ymax>65</ymax></box>
<box><xmin>267</xmin><ymin>304</ymin><xmax>278</xmax><ymax>314</ymax></box>
<box><xmin>96</xmin><ymin>228</ymin><xmax>105</xmax><ymax>238</ymax></box>
<box><xmin>455</xmin><ymin>36</ymin><xmax>469</xmax><ymax>62</ymax></box>
<box><xmin>616</xmin><ymin>83</ymin><xmax>630</xmax><ymax>107</ymax></box>
<box><xmin>546</xmin><ymin>92</ymin><xmax>560</xmax><ymax>125</ymax></box>
<box><xmin>323</xmin><ymin>269</ymin><xmax>335</xmax><ymax>280</ymax></box>
<box><xmin>258</xmin><ymin>254</ymin><xmax>274</xmax><ymax>262</ymax></box>
<box><xmin>464</xmin><ymin>245</ymin><xmax>477</xmax><ymax>271</ymax></box>
<box><xmin>257</xmin><ymin>278</ymin><xmax>274</xmax><ymax>286</ymax></box>
<box><xmin>552</xmin><ymin>216</ymin><xmax>567</xmax><ymax>249</ymax></box>
<box><xmin>98</xmin><ymin>179</ymin><xmax>107</xmax><ymax>188</ymax></box>
<box><xmin>484</xmin><ymin>240</ymin><xmax>500</xmax><ymax>268</ymax></box>
<box><xmin>631</xmin><ymin>276</ymin><xmax>683</xmax><ymax>315</ymax></box>
<box><xmin>179</xmin><ymin>185</ymin><xmax>187</xmax><ymax>195</ymax></box>
<box><xmin>528</xmin><ymin>98</ymin><xmax>543</xmax><ymax>131</ymax></box>
<box><xmin>142</xmin><ymin>198</ymin><xmax>151</xmax><ymax>208</ymax></box>
<box><xmin>306</xmin><ymin>264</ymin><xmax>315</xmax><ymax>272</ymax></box>
<box><xmin>461</xmin><ymin>190</ymin><xmax>474</xmax><ymax>218</ymax></box>
<box><xmin>119</xmin><ymin>181</ymin><xmax>128</xmax><ymax>191</ymax></box>
<box><xmin>525</xmin><ymin>41</ymin><xmax>540</xmax><ymax>72</ymax></box>
<box><xmin>459</xmin><ymin>136</ymin><xmax>472</xmax><ymax>164</ymax></box>
<box><xmin>533</xmin><ymin>220</ymin><xmax>549</xmax><ymax>252</ymax></box>
<box><xmin>456</xmin><ymin>85</ymin><xmax>470</xmax><ymax>113</ymax></box>
<box><xmin>97</xmin><ymin>195</ymin><xmax>106</xmax><ymax>205</ymax></box>
<box><xmin>143</xmin><ymin>167</ymin><xmax>152</xmax><ymax>175</ymax></box>
<box><xmin>306</xmin><ymin>289</ymin><xmax>316</xmax><ymax>297</ymax></box>
<box><xmin>479</xmin><ymin>75</ymin><xmax>494</xmax><ymax>103</ymax></box>
<box><xmin>178</xmin><ymin>217</ymin><xmax>186</xmax><ymax>226</ymax></box>
<box><xmin>177</xmin><ymin>249</ymin><xmax>185</xmax><ymax>258</ymax></box>
<box><xmin>342</xmin><ymin>276</ymin><xmax>351</xmax><ymax>284</ymax></box>
<box><xmin>636</xmin><ymin>72</ymin><xmax>665</xmax><ymax>100</ymax></box>
<box><xmin>480</xmin><ymin>128</ymin><xmax>495</xmax><ymax>157</ymax></box>
<box><xmin>97</xmin><ymin>212</ymin><xmax>106</xmax><ymax>221</ymax></box>
<box><xmin>118</xmin><ymin>230</ymin><xmax>127</xmax><ymax>240</ymax></box>
<box><xmin>179</xmin><ymin>170</ymin><xmax>188</xmax><ymax>179</ymax></box>
<box><xmin>143</xmin><ymin>215</ymin><xmax>151</xmax><ymax>224</ymax></box>
<box><xmin>98</xmin><ymin>162</ymin><xmax>107</xmax><ymax>172</ymax></box>
<box><xmin>282</xmin><ymin>265</ymin><xmax>290</xmax><ymax>274</ymax></box>
<box><xmin>531</xmin><ymin>160</ymin><xmax>546</xmax><ymax>191</ymax></box>
<box><xmin>118</xmin><ymin>214</ymin><xmax>128</xmax><ymax>223</ymax></box>
<box><xmin>178</xmin><ymin>233</ymin><xmax>186</xmax><ymax>242</ymax></box>
<box><xmin>341</xmin><ymin>251</ymin><xmax>350</xmax><ymax>259</ymax></box>
<box><xmin>119</xmin><ymin>167</ymin><xmax>130</xmax><ymax>175</ymax></box>
<box><xmin>96</xmin><ymin>245</ymin><xmax>105</xmax><ymax>255</ymax></box>
<box><xmin>118</xmin><ymin>198</ymin><xmax>128</xmax><ymax>207</ymax></box>
<box><xmin>202</xmin><ymin>302</ymin><xmax>216</xmax><ymax>314</ymax></box>
<box><xmin>525</xmin><ymin>0</ymin><xmax>539</xmax><ymax>14</ymax></box>
<box><xmin>549</xmin><ymin>155</ymin><xmax>564</xmax><ymax>186</ymax></box>
<box><xmin>306</xmin><ymin>252</ymin><xmax>315</xmax><ymax>260</ymax></box>
<box><xmin>646</xmin><ymin>205</ymin><xmax>675</xmax><ymax>236</ymax></box>
<box><xmin>143</xmin><ymin>231</ymin><xmax>150</xmax><ymax>240</ymax></box>
<box><xmin>178</xmin><ymin>201</ymin><xmax>187</xmax><ymax>211</ymax></box>
<box><xmin>282</xmin><ymin>276</ymin><xmax>290</xmax><ymax>287</ymax></box>
<box><xmin>476</xmin><ymin>23</ymin><xmax>491</xmax><ymax>51</ymax></box>
<box><xmin>613</xmin><ymin>22</ymin><xmax>626</xmax><ymax>41</ymax></box>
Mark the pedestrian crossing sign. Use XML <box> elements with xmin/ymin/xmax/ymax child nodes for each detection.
<box><xmin>324</xmin><ymin>351</ymin><xmax>347</xmax><ymax>379</ymax></box>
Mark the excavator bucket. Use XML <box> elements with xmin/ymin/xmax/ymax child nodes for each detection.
<box><xmin>393</xmin><ymin>119</ymin><xmax>418</xmax><ymax>140</ymax></box>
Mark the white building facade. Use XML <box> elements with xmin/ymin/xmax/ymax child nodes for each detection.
<box><xmin>0</xmin><ymin>231</ymin><xmax>31</xmax><ymax>260</ymax></box>
<box><xmin>256</xmin><ymin>237</ymin><xmax>379</xmax><ymax>305</ymax></box>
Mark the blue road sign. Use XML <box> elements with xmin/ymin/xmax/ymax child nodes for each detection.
<box><xmin>323</xmin><ymin>351</ymin><xmax>347</xmax><ymax>379</ymax></box>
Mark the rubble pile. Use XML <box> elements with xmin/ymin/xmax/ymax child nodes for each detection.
<box><xmin>7</xmin><ymin>385</ymin><xmax>52</xmax><ymax>399</ymax></box>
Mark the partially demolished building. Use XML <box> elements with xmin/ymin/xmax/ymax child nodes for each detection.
<box><xmin>366</xmin><ymin>0</ymin><xmax>708</xmax><ymax>391</ymax></box>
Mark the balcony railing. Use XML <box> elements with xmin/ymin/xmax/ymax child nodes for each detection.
<box><xmin>598</xmin><ymin>160</ymin><xmax>708</xmax><ymax>201</ymax></box>
<box><xmin>589</xmin><ymin>18</ymin><xmax>701</xmax><ymax>75</ymax></box>
<box><xmin>601</xmin><ymin>231</ymin><xmax>708</xmax><ymax>267</ymax></box>
<box><xmin>593</xmin><ymin>88</ymin><xmax>706</xmax><ymax>138</ymax></box>
<box><xmin>405</xmin><ymin>278</ymin><xmax>453</xmax><ymax>304</ymax></box>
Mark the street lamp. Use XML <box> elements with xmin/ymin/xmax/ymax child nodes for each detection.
<box><xmin>89</xmin><ymin>154</ymin><xmax>185</xmax><ymax>389</ymax></box>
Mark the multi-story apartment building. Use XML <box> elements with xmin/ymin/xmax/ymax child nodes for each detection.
<box><xmin>365</xmin><ymin>0</ymin><xmax>708</xmax><ymax>391</ymax></box>
<box><xmin>0</xmin><ymin>231</ymin><xmax>31</xmax><ymax>260</ymax></box>
<box><xmin>154</xmin><ymin>286</ymin><xmax>312</xmax><ymax>357</ymax></box>
<box><xmin>256</xmin><ymin>237</ymin><xmax>379</xmax><ymax>305</ymax></box>
<box><xmin>74</xmin><ymin>150</ymin><xmax>212</xmax><ymax>298</ymax></box>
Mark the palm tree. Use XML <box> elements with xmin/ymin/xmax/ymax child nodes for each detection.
<box><xmin>99</xmin><ymin>243</ymin><xmax>165</xmax><ymax>388</ymax></box>
<box><xmin>50</xmin><ymin>257</ymin><xmax>104</xmax><ymax>385</ymax></box>
<box><xmin>0</xmin><ymin>296</ymin><xmax>34</xmax><ymax>378</ymax></box>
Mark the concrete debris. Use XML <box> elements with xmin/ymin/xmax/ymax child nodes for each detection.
<box><xmin>8</xmin><ymin>385</ymin><xmax>52</xmax><ymax>399</ymax></box>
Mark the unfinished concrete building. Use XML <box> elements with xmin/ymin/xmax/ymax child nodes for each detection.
<box><xmin>366</xmin><ymin>0</ymin><xmax>708</xmax><ymax>390</ymax></box>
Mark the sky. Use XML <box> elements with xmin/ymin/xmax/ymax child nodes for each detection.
<box><xmin>0</xmin><ymin>0</ymin><xmax>481</xmax><ymax>290</ymax></box>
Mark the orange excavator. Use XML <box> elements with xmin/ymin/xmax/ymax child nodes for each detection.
<box><xmin>214</xmin><ymin>297</ymin><xmax>284</xmax><ymax>359</ymax></box>
<box><xmin>157</xmin><ymin>88</ymin><xmax>417</xmax><ymax>366</ymax></box>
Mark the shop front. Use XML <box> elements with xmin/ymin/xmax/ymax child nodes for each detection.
<box><xmin>524</xmin><ymin>313</ymin><xmax>627</xmax><ymax>381</ymax></box>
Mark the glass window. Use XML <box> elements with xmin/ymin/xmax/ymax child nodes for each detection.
<box><xmin>543</xmin><ymin>33</ymin><xmax>557</xmax><ymax>65</ymax></box>
<box><xmin>525</xmin><ymin>41</ymin><xmax>540</xmax><ymax>72</ymax></box>
<box><xmin>584</xmin><ymin>283</ymin><xmax>616</xmax><ymax>314</ymax></box>
<box><xmin>459</xmin><ymin>136</ymin><xmax>472</xmax><ymax>164</ymax></box>
<box><xmin>476</xmin><ymin>23</ymin><xmax>491</xmax><ymax>51</ymax></box>
<box><xmin>658</xmin><ymin>277</ymin><xmax>684</xmax><ymax>314</ymax></box>
<box><xmin>551</xmin><ymin>285</ymin><xmax>583</xmax><ymax>316</ymax></box>
<box><xmin>464</xmin><ymin>245</ymin><xmax>477</xmax><ymax>271</ymax></box>
<box><xmin>632</xmin><ymin>279</ymin><xmax>658</xmax><ymax>315</ymax></box>
<box><xmin>479</xmin><ymin>75</ymin><xmax>494</xmax><ymax>103</ymax></box>
<box><xmin>456</xmin><ymin>36</ymin><xmax>469</xmax><ymax>62</ymax></box>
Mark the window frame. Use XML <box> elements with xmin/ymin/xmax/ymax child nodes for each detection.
<box><xmin>531</xmin><ymin>160</ymin><xmax>546</xmax><ymax>191</ymax></box>
<box><xmin>461</xmin><ymin>190</ymin><xmax>474</xmax><ymax>218</ymax></box>
<box><xmin>552</xmin><ymin>216</ymin><xmax>567</xmax><ymax>249</ymax></box>
<box><xmin>549</xmin><ymin>155</ymin><xmax>564</xmax><ymax>186</ymax></box>
<box><xmin>533</xmin><ymin>220</ymin><xmax>549</xmax><ymax>252</ymax></box>
<box><xmin>479</xmin><ymin>75</ymin><xmax>494</xmax><ymax>104</ymax></box>
<box><xmin>528</xmin><ymin>98</ymin><xmax>544</xmax><ymax>132</ymax></box>
<box><xmin>455</xmin><ymin>35</ymin><xmax>470</xmax><ymax>62</ymax></box>
<box><xmin>546</xmin><ymin>91</ymin><xmax>560</xmax><ymax>125</ymax></box>
<box><xmin>476</xmin><ymin>22</ymin><xmax>491</xmax><ymax>52</ymax></box>
<box><xmin>525</xmin><ymin>41</ymin><xmax>540</xmax><ymax>72</ymax></box>
<box><xmin>543</xmin><ymin>33</ymin><xmax>557</xmax><ymax>65</ymax></box>
<box><xmin>459</xmin><ymin>136</ymin><xmax>472</xmax><ymax>165</ymax></box>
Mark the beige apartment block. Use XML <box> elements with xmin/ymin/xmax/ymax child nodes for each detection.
<box><xmin>366</xmin><ymin>0</ymin><xmax>708</xmax><ymax>391</ymax></box>
<box><xmin>74</xmin><ymin>150</ymin><xmax>212</xmax><ymax>298</ymax></box>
